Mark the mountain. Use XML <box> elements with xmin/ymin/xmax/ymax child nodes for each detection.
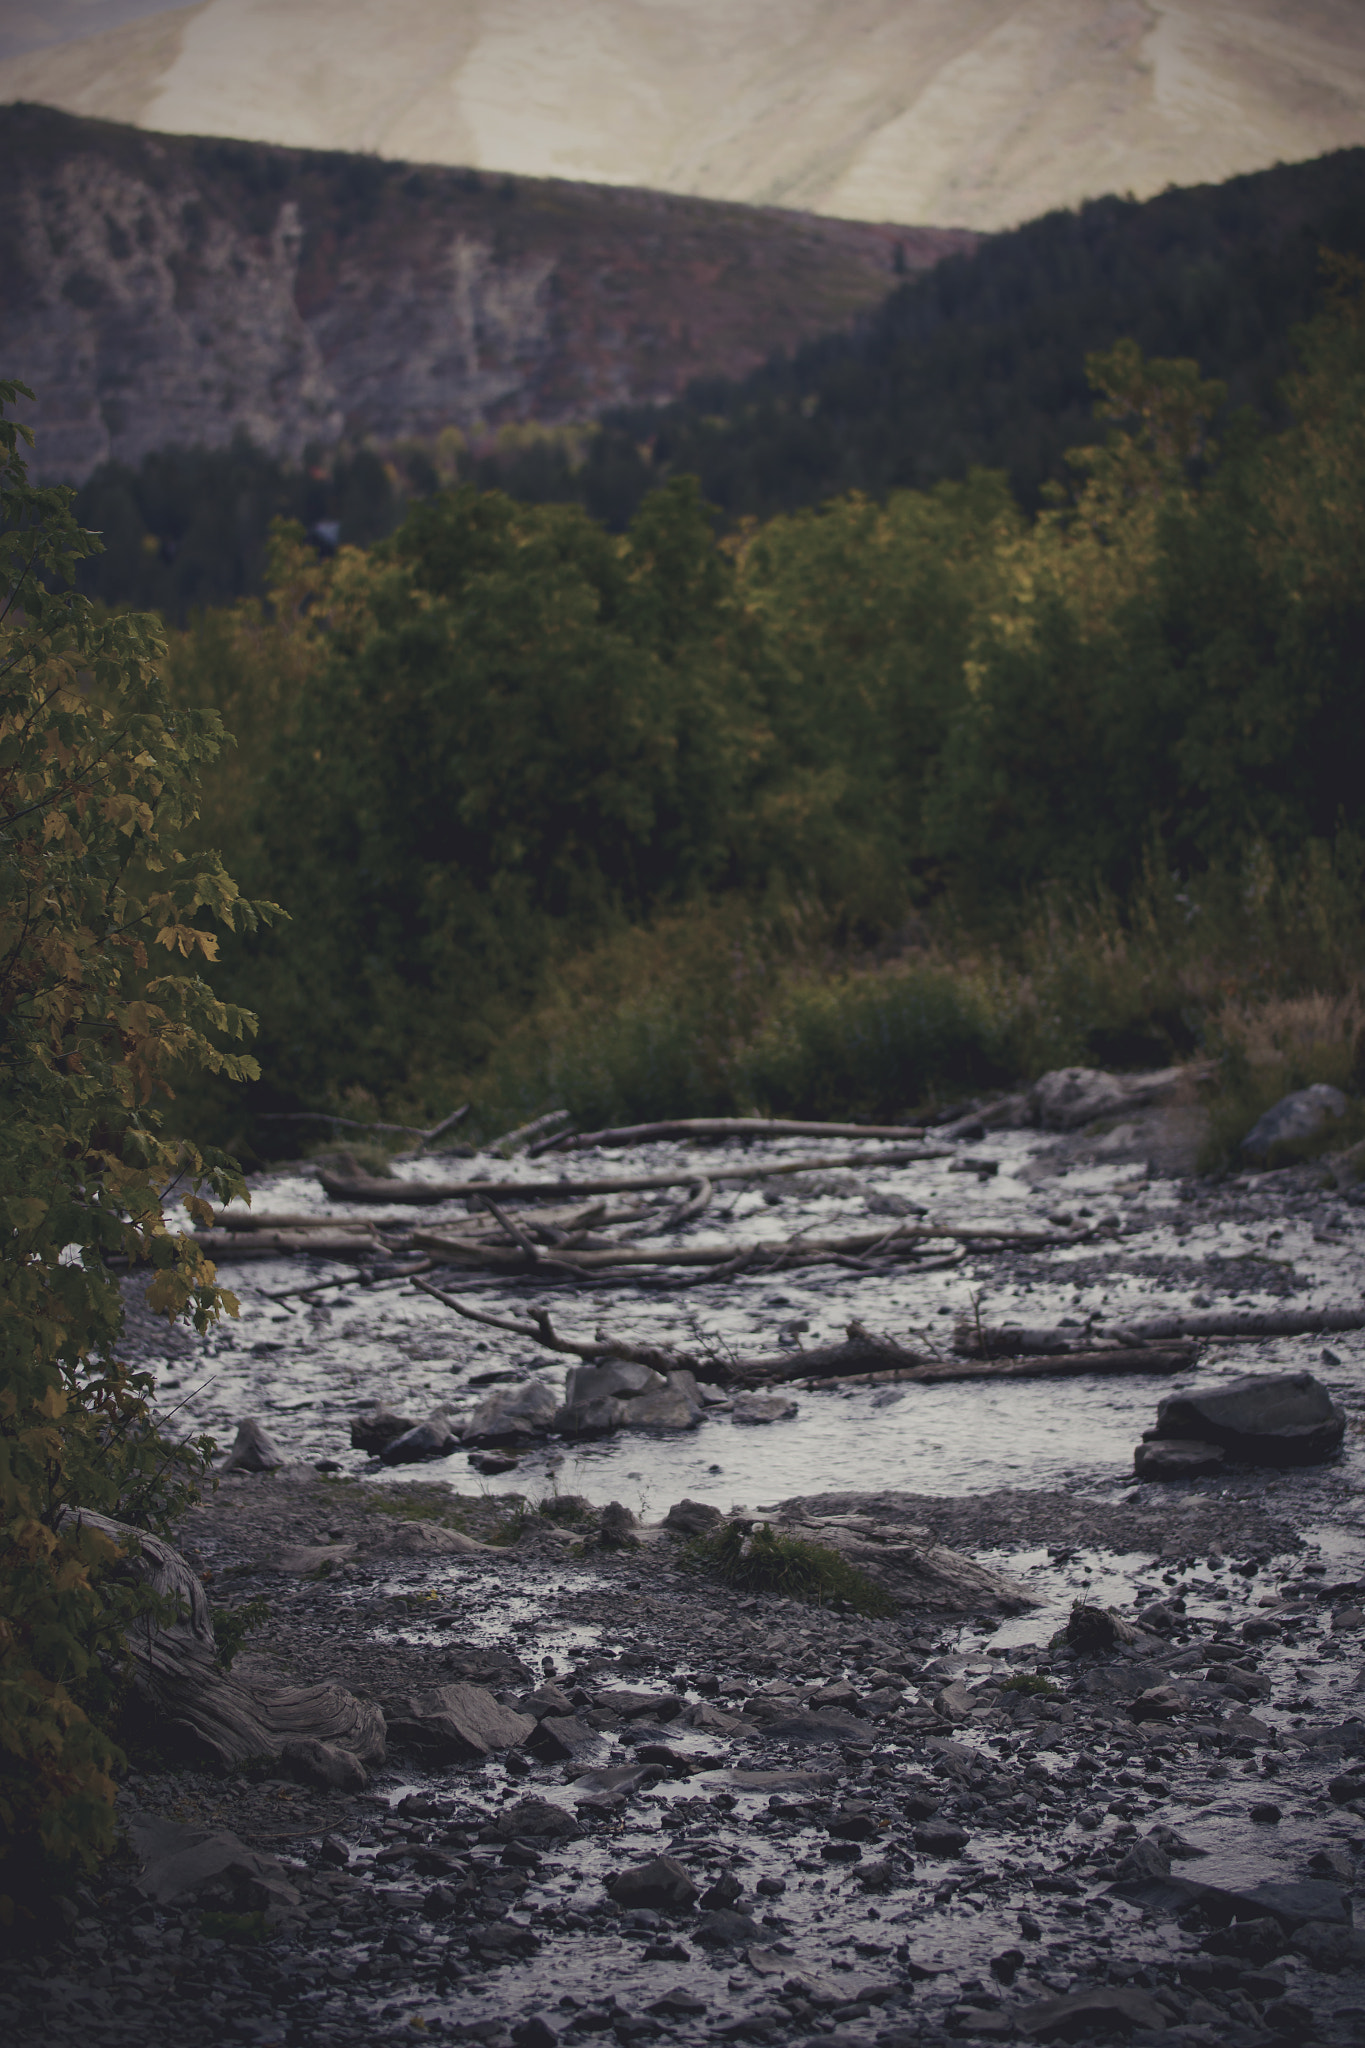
<box><xmin>4</xmin><ymin>0</ymin><xmax>1365</xmax><ymax>233</ymax></box>
<box><xmin>0</xmin><ymin>102</ymin><xmax>968</xmax><ymax>484</ymax></box>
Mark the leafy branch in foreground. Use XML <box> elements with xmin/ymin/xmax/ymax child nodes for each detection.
<box><xmin>0</xmin><ymin>374</ymin><xmax>280</xmax><ymax>1926</ymax></box>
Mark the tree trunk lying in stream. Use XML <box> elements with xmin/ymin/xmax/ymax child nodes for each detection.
<box><xmin>954</xmin><ymin>1308</ymin><xmax>1365</xmax><ymax>1354</ymax></box>
<box><xmin>63</xmin><ymin>1509</ymin><xmax>385</xmax><ymax>1773</ymax></box>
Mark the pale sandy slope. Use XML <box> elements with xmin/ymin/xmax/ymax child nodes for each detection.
<box><xmin>4</xmin><ymin>0</ymin><xmax>1365</xmax><ymax>231</ymax></box>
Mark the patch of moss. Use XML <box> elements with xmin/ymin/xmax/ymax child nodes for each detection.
<box><xmin>684</xmin><ymin>1519</ymin><xmax>896</xmax><ymax>1617</ymax></box>
<box><xmin>998</xmin><ymin>1672</ymin><xmax>1058</xmax><ymax>1696</ymax></box>
<box><xmin>199</xmin><ymin>1910</ymin><xmax>268</xmax><ymax>1944</ymax></box>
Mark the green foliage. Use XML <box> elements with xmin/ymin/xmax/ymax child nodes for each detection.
<box><xmin>998</xmin><ymin>1672</ymin><xmax>1059</xmax><ymax>1697</ymax></box>
<box><xmin>684</xmin><ymin>1521</ymin><xmax>897</xmax><ymax>1617</ymax></box>
<box><xmin>0</xmin><ymin>378</ymin><xmax>270</xmax><ymax>1922</ymax></box>
<box><xmin>209</xmin><ymin>1597</ymin><xmax>270</xmax><ymax>1673</ymax></box>
<box><xmin>198</xmin><ymin>1909</ymin><xmax>269</xmax><ymax>1944</ymax></box>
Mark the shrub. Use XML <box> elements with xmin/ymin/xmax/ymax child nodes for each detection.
<box><xmin>685</xmin><ymin>1520</ymin><xmax>896</xmax><ymax>1617</ymax></box>
<box><xmin>0</xmin><ymin>377</ymin><xmax>272</xmax><ymax>1923</ymax></box>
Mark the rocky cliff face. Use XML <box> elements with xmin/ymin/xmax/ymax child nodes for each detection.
<box><xmin>1</xmin><ymin>105</ymin><xmax>973</xmax><ymax>482</ymax></box>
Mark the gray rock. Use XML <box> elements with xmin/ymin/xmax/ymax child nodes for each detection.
<box><xmin>770</xmin><ymin>1511</ymin><xmax>1039</xmax><ymax>1614</ymax></box>
<box><xmin>914</xmin><ymin>1819</ymin><xmax>970</xmax><ymax>1856</ymax></box>
<box><xmin>128</xmin><ymin>1816</ymin><xmax>300</xmax><ymax>1916</ymax></box>
<box><xmin>381</xmin><ymin>1681</ymin><xmax>535</xmax><ymax>1760</ymax></box>
<box><xmin>219</xmin><ymin>1418</ymin><xmax>286</xmax><ymax>1473</ymax></box>
<box><xmin>349</xmin><ymin>1407</ymin><xmax>417</xmax><ymax>1454</ymax></box>
<box><xmin>463</xmin><ymin>1379</ymin><xmax>561</xmax><ymax>1446</ymax></box>
<box><xmin>526</xmin><ymin>1713</ymin><xmax>596</xmax><ymax>1761</ymax></box>
<box><xmin>1134</xmin><ymin>1437</ymin><xmax>1226</xmax><ymax>1481</ymax></box>
<box><xmin>493</xmin><ymin>1796</ymin><xmax>583</xmax><ymax>1842</ymax></box>
<box><xmin>1291</xmin><ymin>1921</ymin><xmax>1365</xmax><ymax>1971</ymax></box>
<box><xmin>559</xmin><ymin>1361</ymin><xmax>704</xmax><ymax>1437</ymax></box>
<box><xmin>663</xmin><ymin>1498</ymin><xmax>725</xmax><ymax>1536</ymax></box>
<box><xmin>468</xmin><ymin>1449</ymin><xmax>519</xmax><ymax>1474</ymax></box>
<box><xmin>1031</xmin><ymin>1065</ymin><xmax>1185</xmax><ymax>1133</ymax></box>
<box><xmin>1153</xmin><ymin>1370</ymin><xmax>1346</xmax><ymax>1466</ymax></box>
<box><xmin>280</xmin><ymin>1737</ymin><xmax>368</xmax><ymax>1790</ymax></box>
<box><xmin>607</xmin><ymin>1855</ymin><xmax>699</xmax><ymax>1911</ymax></box>
<box><xmin>692</xmin><ymin>1907</ymin><xmax>772</xmax><ymax>1946</ymax></box>
<box><xmin>758</xmin><ymin>1707</ymin><xmax>868</xmax><ymax>1743</ymax></box>
<box><xmin>358</xmin><ymin>1519</ymin><xmax>492</xmax><ymax>1557</ymax></box>
<box><xmin>378</xmin><ymin>1410</ymin><xmax>460</xmax><ymax>1463</ymax></box>
<box><xmin>1018</xmin><ymin>1986</ymin><xmax>1169</xmax><ymax>2039</ymax></box>
<box><xmin>1242</xmin><ymin>1083</ymin><xmax>1347</xmax><ymax>1161</ymax></box>
<box><xmin>1114</xmin><ymin>1838</ymin><xmax>1170</xmax><ymax>1882</ymax></box>
<box><xmin>731</xmin><ymin>1392</ymin><xmax>799</xmax><ymax>1425</ymax></box>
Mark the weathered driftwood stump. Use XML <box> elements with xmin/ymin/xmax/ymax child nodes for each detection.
<box><xmin>64</xmin><ymin>1508</ymin><xmax>385</xmax><ymax>1773</ymax></box>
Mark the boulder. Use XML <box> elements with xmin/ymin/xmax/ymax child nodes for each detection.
<box><xmin>1031</xmin><ymin>1065</ymin><xmax>1185</xmax><ymax>1133</ymax></box>
<box><xmin>607</xmin><ymin>1856</ymin><xmax>698</xmax><ymax>1911</ymax></box>
<box><xmin>492</xmin><ymin>1796</ymin><xmax>582</xmax><ymax>1842</ymax></box>
<box><xmin>914</xmin><ymin>1819</ymin><xmax>970</xmax><ymax>1856</ymax></box>
<box><xmin>1018</xmin><ymin>1987</ymin><xmax>1169</xmax><ymax>2040</ymax></box>
<box><xmin>663</xmin><ymin>1498</ymin><xmax>725</xmax><ymax>1536</ymax></box>
<box><xmin>281</xmin><ymin>1736</ymin><xmax>368</xmax><ymax>1790</ymax></box>
<box><xmin>350</xmin><ymin>1407</ymin><xmax>418</xmax><ymax>1455</ymax></box>
<box><xmin>357</xmin><ymin>1519</ymin><xmax>493</xmax><ymax>1558</ymax></box>
<box><xmin>129</xmin><ymin>1816</ymin><xmax>301</xmax><ymax>1918</ymax></box>
<box><xmin>526</xmin><ymin>1714</ymin><xmax>596</xmax><ymax>1761</ymax></box>
<box><xmin>1151</xmin><ymin>1370</ymin><xmax>1345</xmax><ymax>1467</ymax></box>
<box><xmin>768</xmin><ymin>1511</ymin><xmax>1039</xmax><ymax>1614</ymax></box>
<box><xmin>559</xmin><ymin>1361</ymin><xmax>705</xmax><ymax>1436</ymax></box>
<box><xmin>1135</xmin><ymin>1437</ymin><xmax>1226</xmax><ymax>1481</ymax></box>
<box><xmin>220</xmin><ymin>1418</ymin><xmax>286</xmax><ymax>1473</ymax></box>
<box><xmin>381</xmin><ymin>1681</ymin><xmax>535</xmax><ymax>1760</ymax></box>
<box><xmin>378</xmin><ymin>1410</ymin><xmax>461</xmax><ymax>1463</ymax></box>
<box><xmin>732</xmin><ymin>1392</ymin><xmax>799</xmax><ymax>1425</ymax></box>
<box><xmin>463</xmin><ymin>1379</ymin><xmax>561</xmax><ymax>1446</ymax></box>
<box><xmin>1242</xmin><ymin>1083</ymin><xmax>1347</xmax><ymax>1162</ymax></box>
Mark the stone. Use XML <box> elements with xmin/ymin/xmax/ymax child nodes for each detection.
<box><xmin>511</xmin><ymin>2021</ymin><xmax>559</xmax><ymax>2048</ymax></box>
<box><xmin>559</xmin><ymin>1362</ymin><xmax>705</xmax><ymax>1437</ymax></box>
<box><xmin>358</xmin><ymin>1519</ymin><xmax>493</xmax><ymax>1557</ymax></box>
<box><xmin>1132</xmin><ymin>1686</ymin><xmax>1188</xmax><ymax>1721</ymax></box>
<box><xmin>761</xmin><ymin>1511</ymin><xmax>1039</xmax><ymax>1614</ymax></box>
<box><xmin>913</xmin><ymin>1819</ymin><xmax>970</xmax><ymax>1856</ymax></box>
<box><xmin>759</xmin><ymin>1707</ymin><xmax>868</xmax><ymax>1743</ymax></box>
<box><xmin>934</xmin><ymin>1681</ymin><xmax>976</xmax><ymax>1722</ymax></box>
<box><xmin>128</xmin><ymin>1816</ymin><xmax>300</xmax><ymax>1916</ymax></box>
<box><xmin>494</xmin><ymin>1797</ymin><xmax>583</xmax><ymax>1841</ymax></box>
<box><xmin>597</xmin><ymin>1500</ymin><xmax>638</xmax><ymax>1547</ymax></box>
<box><xmin>1241</xmin><ymin>1083</ymin><xmax>1347</xmax><ymax>1161</ymax></box>
<box><xmin>280</xmin><ymin>1737</ymin><xmax>368</xmax><ymax>1790</ymax></box>
<box><xmin>1066</xmin><ymin>1603</ymin><xmax>1138</xmax><ymax>1652</ymax></box>
<box><xmin>381</xmin><ymin>1681</ymin><xmax>535</xmax><ymax>1760</ymax></box>
<box><xmin>469</xmin><ymin>1449</ymin><xmax>519</xmax><ymax>1474</ymax></box>
<box><xmin>1134</xmin><ymin>1438</ymin><xmax>1227</xmax><ymax>1481</ymax></box>
<box><xmin>1115</xmin><ymin>1838</ymin><xmax>1170</xmax><ymax>1881</ymax></box>
<box><xmin>693</xmin><ymin>1908</ymin><xmax>772</xmax><ymax>1947</ymax></box>
<box><xmin>521</xmin><ymin>1684</ymin><xmax>576</xmax><ymax>1718</ymax></box>
<box><xmin>219</xmin><ymin>1418</ymin><xmax>286</xmax><ymax>1473</ymax></box>
<box><xmin>664</xmin><ymin>1498</ymin><xmax>725</xmax><ymax>1536</ymax></box>
<box><xmin>349</xmin><ymin>1407</ymin><xmax>417</xmax><ymax>1454</ymax></box>
<box><xmin>1031</xmin><ymin>1065</ymin><xmax>1185</xmax><ymax>1133</ymax></box>
<box><xmin>594</xmin><ymin>1689</ymin><xmax>684</xmax><ymax>1721</ymax></box>
<box><xmin>1291</xmin><ymin>1922</ymin><xmax>1365</xmax><ymax>1971</ymax></box>
<box><xmin>699</xmin><ymin>1873</ymin><xmax>744</xmax><ymax>1909</ymax></box>
<box><xmin>1018</xmin><ymin>1986</ymin><xmax>1169</xmax><ymax>2039</ymax></box>
<box><xmin>828</xmin><ymin>1805</ymin><xmax>879</xmax><ymax>1842</ymax></box>
<box><xmin>569</xmin><ymin>1765</ymin><xmax>659</xmax><ymax>1799</ymax></box>
<box><xmin>378</xmin><ymin>1410</ymin><xmax>461</xmax><ymax>1463</ymax></box>
<box><xmin>526</xmin><ymin>1714</ymin><xmax>596</xmax><ymax>1761</ymax></box>
<box><xmin>731</xmin><ymin>1392</ymin><xmax>799</xmax><ymax>1425</ymax></box>
<box><xmin>1152</xmin><ymin>1370</ymin><xmax>1346</xmax><ymax>1467</ymax></box>
<box><xmin>463</xmin><ymin>1379</ymin><xmax>561</xmax><ymax>1446</ymax></box>
<box><xmin>607</xmin><ymin>1856</ymin><xmax>699</xmax><ymax>1911</ymax></box>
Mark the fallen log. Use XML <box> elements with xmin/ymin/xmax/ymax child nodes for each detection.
<box><xmin>312</xmin><ymin>1145</ymin><xmax>951</xmax><ymax>1206</ymax></box>
<box><xmin>557</xmin><ymin>1116</ymin><xmax>929</xmax><ymax>1150</ymax></box>
<box><xmin>793</xmin><ymin>1345</ymin><xmax>1196</xmax><ymax>1389</ymax></box>
<box><xmin>956</xmin><ymin>1307</ymin><xmax>1365</xmax><ymax>1356</ymax></box>
<box><xmin>193</xmin><ymin>1227</ymin><xmax>386</xmax><ymax>1260</ymax></box>
<box><xmin>409</xmin><ymin>1218</ymin><xmax>1087</xmax><ymax>1274</ymax></box>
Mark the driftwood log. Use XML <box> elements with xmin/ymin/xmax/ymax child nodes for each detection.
<box><xmin>550</xmin><ymin>1115</ymin><xmax>930</xmax><ymax>1151</ymax></box>
<box><xmin>64</xmin><ymin>1509</ymin><xmax>385</xmax><ymax>1772</ymax></box>
<box><xmin>305</xmin><ymin>1144</ymin><xmax>951</xmax><ymax>1208</ymax></box>
<box><xmin>956</xmin><ymin>1308</ymin><xmax>1365</xmax><ymax>1355</ymax></box>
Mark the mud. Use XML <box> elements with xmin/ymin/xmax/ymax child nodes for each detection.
<box><xmin>6</xmin><ymin>1107</ymin><xmax>1365</xmax><ymax>2048</ymax></box>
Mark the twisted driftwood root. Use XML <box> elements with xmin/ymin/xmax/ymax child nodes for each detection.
<box><xmin>65</xmin><ymin>1509</ymin><xmax>385</xmax><ymax>1773</ymax></box>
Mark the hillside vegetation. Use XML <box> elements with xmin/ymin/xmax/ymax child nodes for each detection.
<box><xmin>157</xmin><ymin>268</ymin><xmax>1365</xmax><ymax>1162</ymax></box>
<box><xmin>71</xmin><ymin>148</ymin><xmax>1365</xmax><ymax>621</ymax></box>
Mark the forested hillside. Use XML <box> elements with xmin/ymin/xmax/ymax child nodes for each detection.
<box><xmin>71</xmin><ymin>146</ymin><xmax>1365</xmax><ymax>620</ymax></box>
<box><xmin>149</xmin><ymin>268</ymin><xmax>1365</xmax><ymax>1158</ymax></box>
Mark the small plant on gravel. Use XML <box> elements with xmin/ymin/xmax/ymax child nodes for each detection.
<box><xmin>998</xmin><ymin>1672</ymin><xmax>1059</xmax><ymax>1696</ymax></box>
<box><xmin>209</xmin><ymin>1596</ymin><xmax>270</xmax><ymax>1672</ymax></box>
<box><xmin>198</xmin><ymin>1910</ymin><xmax>268</xmax><ymax>1944</ymax></box>
<box><xmin>685</xmin><ymin>1520</ymin><xmax>896</xmax><ymax>1617</ymax></box>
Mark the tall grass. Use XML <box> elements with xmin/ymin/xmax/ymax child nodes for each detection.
<box><xmin>453</xmin><ymin>839</ymin><xmax>1365</xmax><ymax>1161</ymax></box>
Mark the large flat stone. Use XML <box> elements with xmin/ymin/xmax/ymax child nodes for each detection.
<box><xmin>382</xmin><ymin>1681</ymin><xmax>535</xmax><ymax>1759</ymax></box>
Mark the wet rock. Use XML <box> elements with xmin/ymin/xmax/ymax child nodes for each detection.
<box><xmin>1017</xmin><ymin>1985</ymin><xmax>1169</xmax><ymax>2039</ymax></box>
<box><xmin>597</xmin><ymin>1500</ymin><xmax>638</xmax><ymax>1547</ymax></box>
<box><xmin>378</xmin><ymin>1409</ymin><xmax>460</xmax><ymax>1463</ymax></box>
<box><xmin>521</xmin><ymin>1684</ymin><xmax>576</xmax><ymax>1719</ymax></box>
<box><xmin>219</xmin><ymin>1418</ymin><xmax>286</xmax><ymax>1473</ymax></box>
<box><xmin>1242</xmin><ymin>1083</ymin><xmax>1347</xmax><ymax>1161</ymax></box>
<box><xmin>913</xmin><ymin>1819</ymin><xmax>970</xmax><ymax>1856</ymax></box>
<box><xmin>463</xmin><ymin>1379</ymin><xmax>561</xmax><ymax>1447</ymax></box>
<box><xmin>1134</xmin><ymin>1438</ymin><xmax>1227</xmax><ymax>1481</ymax></box>
<box><xmin>767</xmin><ymin>1512</ymin><xmax>1039</xmax><ymax>1614</ymax></box>
<box><xmin>1114</xmin><ymin>1838</ymin><xmax>1170</xmax><ymax>1881</ymax></box>
<box><xmin>1204</xmin><ymin>1915</ymin><xmax>1287</xmax><ymax>1965</ymax></box>
<box><xmin>648</xmin><ymin>1992</ymin><xmax>708</xmax><ymax>2018</ymax></box>
<box><xmin>469</xmin><ymin>1449</ymin><xmax>519</xmax><ymax>1475</ymax></box>
<box><xmin>664</xmin><ymin>1498</ymin><xmax>724</xmax><ymax>1536</ymax></box>
<box><xmin>511</xmin><ymin>2021</ymin><xmax>559</xmax><ymax>2048</ymax></box>
<box><xmin>759</xmin><ymin>1707</ymin><xmax>868</xmax><ymax>1743</ymax></box>
<box><xmin>526</xmin><ymin>1714</ymin><xmax>596</xmax><ymax>1761</ymax></box>
<box><xmin>358</xmin><ymin>1519</ymin><xmax>493</xmax><ymax>1557</ymax></box>
<box><xmin>933</xmin><ymin>1681</ymin><xmax>976</xmax><ymax>1722</ymax></box>
<box><xmin>699</xmin><ymin>1872</ymin><xmax>744</xmax><ymax>1909</ymax></box>
<box><xmin>494</xmin><ymin>1796</ymin><xmax>583</xmax><ymax>1841</ymax></box>
<box><xmin>1291</xmin><ymin>1921</ymin><xmax>1365</xmax><ymax>1971</ymax></box>
<box><xmin>1066</xmin><ymin>1603</ymin><xmax>1138</xmax><ymax>1652</ymax></box>
<box><xmin>469</xmin><ymin>1923</ymin><xmax>541</xmax><ymax>1960</ymax></box>
<box><xmin>731</xmin><ymin>1392</ymin><xmax>799</xmax><ymax>1426</ymax></box>
<box><xmin>693</xmin><ymin>1907</ymin><xmax>772</xmax><ymax>1946</ymax></box>
<box><xmin>281</xmin><ymin>1736</ymin><xmax>368</xmax><ymax>1790</ymax></box>
<box><xmin>349</xmin><ymin>1407</ymin><xmax>418</xmax><ymax>1454</ymax></box>
<box><xmin>594</xmin><ymin>1688</ymin><xmax>684</xmax><ymax>1721</ymax></box>
<box><xmin>1149</xmin><ymin>1370</ymin><xmax>1346</xmax><ymax>1467</ymax></box>
<box><xmin>828</xmin><ymin>1805</ymin><xmax>879</xmax><ymax>1841</ymax></box>
<box><xmin>559</xmin><ymin>1361</ymin><xmax>705</xmax><ymax>1437</ymax></box>
<box><xmin>1031</xmin><ymin>1065</ymin><xmax>1185</xmax><ymax>1133</ymax></box>
<box><xmin>607</xmin><ymin>1856</ymin><xmax>699</xmax><ymax>1911</ymax></box>
<box><xmin>381</xmin><ymin>1681</ymin><xmax>535</xmax><ymax>1760</ymax></box>
<box><xmin>1132</xmin><ymin>1685</ymin><xmax>1188</xmax><ymax>1721</ymax></box>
